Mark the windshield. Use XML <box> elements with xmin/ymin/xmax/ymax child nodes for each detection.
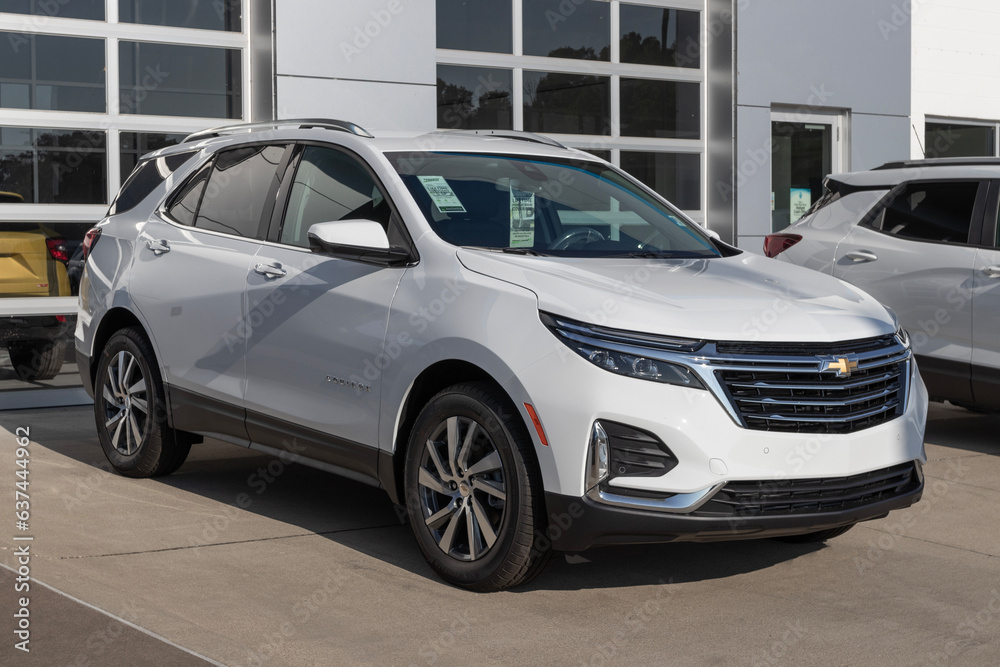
<box><xmin>386</xmin><ymin>152</ymin><xmax>720</xmax><ymax>258</ymax></box>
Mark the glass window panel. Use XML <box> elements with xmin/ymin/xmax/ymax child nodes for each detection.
<box><xmin>437</xmin><ymin>65</ymin><xmax>512</xmax><ymax>130</ymax></box>
<box><xmin>620</xmin><ymin>78</ymin><xmax>699</xmax><ymax>139</ymax></box>
<box><xmin>119</xmin><ymin>41</ymin><xmax>242</xmax><ymax>119</ymax></box>
<box><xmin>281</xmin><ymin>146</ymin><xmax>392</xmax><ymax>248</ymax></box>
<box><xmin>167</xmin><ymin>161</ymin><xmax>210</xmax><ymax>226</ymax></box>
<box><xmin>112</xmin><ymin>149</ymin><xmax>196</xmax><ymax>215</ymax></box>
<box><xmin>119</xmin><ymin>131</ymin><xmax>186</xmax><ymax>183</ymax></box>
<box><xmin>523</xmin><ymin>71</ymin><xmax>610</xmax><ymax>136</ymax></box>
<box><xmin>877</xmin><ymin>181</ymin><xmax>978</xmax><ymax>244</ymax></box>
<box><xmin>0</xmin><ymin>0</ymin><xmax>104</xmax><ymax>21</ymax></box>
<box><xmin>523</xmin><ymin>0</ymin><xmax>609</xmax><ymax>61</ymax></box>
<box><xmin>925</xmin><ymin>122</ymin><xmax>996</xmax><ymax>159</ymax></box>
<box><xmin>436</xmin><ymin>0</ymin><xmax>511</xmax><ymax>53</ymax></box>
<box><xmin>119</xmin><ymin>0</ymin><xmax>242</xmax><ymax>32</ymax></box>
<box><xmin>620</xmin><ymin>151</ymin><xmax>700</xmax><ymax>210</ymax></box>
<box><xmin>195</xmin><ymin>145</ymin><xmax>286</xmax><ymax>239</ymax></box>
<box><xmin>0</xmin><ymin>33</ymin><xmax>105</xmax><ymax>112</ymax></box>
<box><xmin>0</xmin><ymin>127</ymin><xmax>106</xmax><ymax>204</ymax></box>
<box><xmin>620</xmin><ymin>4</ymin><xmax>700</xmax><ymax>68</ymax></box>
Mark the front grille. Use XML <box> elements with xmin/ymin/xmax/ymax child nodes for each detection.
<box><xmin>696</xmin><ymin>462</ymin><xmax>920</xmax><ymax>517</ymax></box>
<box><xmin>712</xmin><ymin>335</ymin><xmax>910</xmax><ymax>433</ymax></box>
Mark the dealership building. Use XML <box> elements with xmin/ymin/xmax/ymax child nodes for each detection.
<box><xmin>2</xmin><ymin>0</ymin><xmax>1000</xmax><ymax>401</ymax></box>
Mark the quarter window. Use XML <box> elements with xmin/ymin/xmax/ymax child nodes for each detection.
<box><xmin>875</xmin><ymin>181</ymin><xmax>980</xmax><ymax>244</ymax></box>
<box><xmin>280</xmin><ymin>146</ymin><xmax>393</xmax><ymax>249</ymax></box>
<box><xmin>111</xmin><ymin>150</ymin><xmax>196</xmax><ymax>215</ymax></box>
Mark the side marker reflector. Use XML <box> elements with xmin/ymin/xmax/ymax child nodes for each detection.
<box><xmin>524</xmin><ymin>403</ymin><xmax>548</xmax><ymax>446</ymax></box>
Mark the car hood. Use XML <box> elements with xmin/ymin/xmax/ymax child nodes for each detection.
<box><xmin>456</xmin><ymin>249</ymin><xmax>895</xmax><ymax>343</ymax></box>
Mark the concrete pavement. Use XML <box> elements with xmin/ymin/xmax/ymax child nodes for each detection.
<box><xmin>1</xmin><ymin>402</ymin><xmax>998</xmax><ymax>666</ymax></box>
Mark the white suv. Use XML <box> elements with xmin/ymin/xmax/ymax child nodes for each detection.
<box><xmin>76</xmin><ymin>120</ymin><xmax>928</xmax><ymax>590</ymax></box>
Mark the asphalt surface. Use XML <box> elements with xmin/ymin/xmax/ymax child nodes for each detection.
<box><xmin>0</xmin><ymin>402</ymin><xmax>998</xmax><ymax>666</ymax></box>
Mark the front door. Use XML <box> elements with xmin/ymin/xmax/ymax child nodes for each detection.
<box><xmin>243</xmin><ymin>144</ymin><xmax>407</xmax><ymax>478</ymax></box>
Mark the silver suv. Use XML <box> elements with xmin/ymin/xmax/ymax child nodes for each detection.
<box><xmin>77</xmin><ymin>120</ymin><xmax>928</xmax><ymax>590</ymax></box>
<box><xmin>767</xmin><ymin>158</ymin><xmax>1000</xmax><ymax>412</ymax></box>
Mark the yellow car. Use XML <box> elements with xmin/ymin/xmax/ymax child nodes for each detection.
<box><xmin>1</xmin><ymin>192</ymin><xmax>75</xmax><ymax>381</ymax></box>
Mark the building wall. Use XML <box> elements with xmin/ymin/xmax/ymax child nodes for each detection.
<box><xmin>911</xmin><ymin>0</ymin><xmax>1000</xmax><ymax>158</ymax></box>
<box><xmin>732</xmin><ymin>0</ymin><xmax>912</xmax><ymax>250</ymax></box>
<box><xmin>273</xmin><ymin>0</ymin><xmax>437</xmax><ymax>131</ymax></box>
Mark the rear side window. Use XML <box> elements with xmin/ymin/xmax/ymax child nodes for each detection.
<box><xmin>167</xmin><ymin>144</ymin><xmax>287</xmax><ymax>238</ymax></box>
<box><xmin>873</xmin><ymin>181</ymin><xmax>980</xmax><ymax>244</ymax></box>
<box><xmin>110</xmin><ymin>150</ymin><xmax>196</xmax><ymax>215</ymax></box>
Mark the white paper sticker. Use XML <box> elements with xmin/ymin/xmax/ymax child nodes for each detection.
<box><xmin>509</xmin><ymin>186</ymin><xmax>535</xmax><ymax>248</ymax></box>
<box><xmin>790</xmin><ymin>188</ymin><xmax>811</xmax><ymax>223</ymax></box>
<box><xmin>417</xmin><ymin>175</ymin><xmax>467</xmax><ymax>213</ymax></box>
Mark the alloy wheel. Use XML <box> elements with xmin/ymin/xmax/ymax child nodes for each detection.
<box><xmin>101</xmin><ymin>350</ymin><xmax>149</xmax><ymax>456</ymax></box>
<box><xmin>417</xmin><ymin>416</ymin><xmax>507</xmax><ymax>561</ymax></box>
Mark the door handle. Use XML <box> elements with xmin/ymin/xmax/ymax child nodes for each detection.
<box><xmin>145</xmin><ymin>240</ymin><xmax>170</xmax><ymax>255</ymax></box>
<box><xmin>845</xmin><ymin>250</ymin><xmax>878</xmax><ymax>263</ymax></box>
<box><xmin>254</xmin><ymin>262</ymin><xmax>287</xmax><ymax>279</ymax></box>
<box><xmin>983</xmin><ymin>265</ymin><xmax>1000</xmax><ymax>279</ymax></box>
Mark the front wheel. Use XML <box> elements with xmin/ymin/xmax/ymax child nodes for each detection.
<box><xmin>95</xmin><ymin>327</ymin><xmax>191</xmax><ymax>478</ymax></box>
<box><xmin>404</xmin><ymin>383</ymin><xmax>551</xmax><ymax>591</ymax></box>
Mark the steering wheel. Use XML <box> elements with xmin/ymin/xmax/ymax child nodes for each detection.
<box><xmin>550</xmin><ymin>227</ymin><xmax>605</xmax><ymax>250</ymax></box>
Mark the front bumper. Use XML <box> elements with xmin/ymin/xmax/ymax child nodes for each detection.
<box><xmin>544</xmin><ymin>463</ymin><xmax>924</xmax><ymax>551</ymax></box>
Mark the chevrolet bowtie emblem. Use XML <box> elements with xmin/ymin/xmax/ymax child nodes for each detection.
<box><xmin>823</xmin><ymin>357</ymin><xmax>859</xmax><ymax>377</ymax></box>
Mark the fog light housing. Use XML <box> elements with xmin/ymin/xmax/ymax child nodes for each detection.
<box><xmin>587</xmin><ymin>422</ymin><xmax>610</xmax><ymax>491</ymax></box>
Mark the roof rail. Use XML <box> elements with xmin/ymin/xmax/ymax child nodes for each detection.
<box><xmin>874</xmin><ymin>156</ymin><xmax>1000</xmax><ymax>170</ymax></box>
<box><xmin>441</xmin><ymin>129</ymin><xmax>567</xmax><ymax>149</ymax></box>
<box><xmin>183</xmin><ymin>118</ymin><xmax>374</xmax><ymax>143</ymax></box>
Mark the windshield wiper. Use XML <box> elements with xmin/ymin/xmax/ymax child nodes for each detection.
<box><xmin>463</xmin><ymin>246</ymin><xmax>550</xmax><ymax>256</ymax></box>
<box><xmin>622</xmin><ymin>251</ymin><xmax>714</xmax><ymax>259</ymax></box>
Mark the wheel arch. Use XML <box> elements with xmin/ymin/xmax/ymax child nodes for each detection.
<box><xmin>380</xmin><ymin>359</ymin><xmax>521</xmax><ymax>505</ymax></box>
<box><xmin>89</xmin><ymin>307</ymin><xmax>153</xmax><ymax>390</ymax></box>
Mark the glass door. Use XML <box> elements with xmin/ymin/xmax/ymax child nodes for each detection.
<box><xmin>770</xmin><ymin>110</ymin><xmax>844</xmax><ymax>232</ymax></box>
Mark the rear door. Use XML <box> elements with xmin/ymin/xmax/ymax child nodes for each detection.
<box><xmin>128</xmin><ymin>143</ymin><xmax>291</xmax><ymax>443</ymax></box>
<box><xmin>242</xmin><ymin>143</ymin><xmax>410</xmax><ymax>477</ymax></box>
<box><xmin>972</xmin><ymin>183</ymin><xmax>1000</xmax><ymax>409</ymax></box>
<box><xmin>832</xmin><ymin>179</ymin><xmax>986</xmax><ymax>403</ymax></box>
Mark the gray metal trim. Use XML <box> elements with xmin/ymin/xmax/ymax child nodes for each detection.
<box><xmin>588</xmin><ymin>482</ymin><xmax>726</xmax><ymax>514</ymax></box>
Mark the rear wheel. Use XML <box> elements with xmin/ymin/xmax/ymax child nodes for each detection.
<box><xmin>775</xmin><ymin>523</ymin><xmax>855</xmax><ymax>544</ymax></box>
<box><xmin>404</xmin><ymin>382</ymin><xmax>551</xmax><ymax>591</ymax></box>
<box><xmin>95</xmin><ymin>327</ymin><xmax>191</xmax><ymax>477</ymax></box>
<box><xmin>8</xmin><ymin>339</ymin><xmax>66</xmax><ymax>381</ymax></box>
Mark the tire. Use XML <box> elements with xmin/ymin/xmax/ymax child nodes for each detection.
<box><xmin>775</xmin><ymin>523</ymin><xmax>855</xmax><ymax>544</ymax></box>
<box><xmin>404</xmin><ymin>382</ymin><xmax>551</xmax><ymax>591</ymax></box>
<box><xmin>94</xmin><ymin>327</ymin><xmax>191</xmax><ymax>478</ymax></box>
<box><xmin>8</xmin><ymin>339</ymin><xmax>66</xmax><ymax>381</ymax></box>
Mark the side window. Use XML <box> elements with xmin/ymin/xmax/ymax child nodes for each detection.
<box><xmin>111</xmin><ymin>150</ymin><xmax>197</xmax><ymax>215</ymax></box>
<box><xmin>193</xmin><ymin>145</ymin><xmax>287</xmax><ymax>239</ymax></box>
<box><xmin>875</xmin><ymin>181</ymin><xmax>980</xmax><ymax>244</ymax></box>
<box><xmin>167</xmin><ymin>161</ymin><xmax>211</xmax><ymax>226</ymax></box>
<box><xmin>279</xmin><ymin>146</ymin><xmax>393</xmax><ymax>248</ymax></box>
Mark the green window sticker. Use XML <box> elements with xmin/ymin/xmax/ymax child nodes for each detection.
<box><xmin>417</xmin><ymin>175</ymin><xmax>467</xmax><ymax>213</ymax></box>
<box><xmin>510</xmin><ymin>186</ymin><xmax>535</xmax><ymax>248</ymax></box>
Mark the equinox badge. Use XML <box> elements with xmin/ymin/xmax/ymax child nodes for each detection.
<box><xmin>822</xmin><ymin>356</ymin><xmax>860</xmax><ymax>377</ymax></box>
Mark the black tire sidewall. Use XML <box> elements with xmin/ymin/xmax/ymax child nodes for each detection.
<box><xmin>404</xmin><ymin>388</ymin><xmax>530</xmax><ymax>587</ymax></box>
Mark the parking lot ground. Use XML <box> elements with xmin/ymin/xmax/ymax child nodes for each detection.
<box><xmin>1</xmin><ymin>402</ymin><xmax>998</xmax><ymax>666</ymax></box>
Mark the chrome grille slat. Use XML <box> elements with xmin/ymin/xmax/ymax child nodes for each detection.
<box><xmin>710</xmin><ymin>335</ymin><xmax>909</xmax><ymax>434</ymax></box>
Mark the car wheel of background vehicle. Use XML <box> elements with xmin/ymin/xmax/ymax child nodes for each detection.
<box><xmin>95</xmin><ymin>327</ymin><xmax>191</xmax><ymax>478</ymax></box>
<box><xmin>8</xmin><ymin>339</ymin><xmax>66</xmax><ymax>381</ymax></box>
<box><xmin>404</xmin><ymin>382</ymin><xmax>551</xmax><ymax>591</ymax></box>
<box><xmin>775</xmin><ymin>523</ymin><xmax>856</xmax><ymax>544</ymax></box>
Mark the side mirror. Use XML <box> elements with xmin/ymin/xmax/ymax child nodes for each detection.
<box><xmin>307</xmin><ymin>220</ymin><xmax>410</xmax><ymax>266</ymax></box>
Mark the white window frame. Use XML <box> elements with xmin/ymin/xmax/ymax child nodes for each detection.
<box><xmin>435</xmin><ymin>0</ymin><xmax>706</xmax><ymax>220</ymax></box>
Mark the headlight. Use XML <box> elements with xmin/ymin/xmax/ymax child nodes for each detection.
<box><xmin>541</xmin><ymin>312</ymin><xmax>706</xmax><ymax>389</ymax></box>
<box><xmin>895</xmin><ymin>326</ymin><xmax>910</xmax><ymax>349</ymax></box>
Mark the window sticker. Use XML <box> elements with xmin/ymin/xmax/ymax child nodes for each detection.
<box><xmin>416</xmin><ymin>175</ymin><xmax>467</xmax><ymax>213</ymax></box>
<box><xmin>509</xmin><ymin>185</ymin><xmax>535</xmax><ymax>248</ymax></box>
